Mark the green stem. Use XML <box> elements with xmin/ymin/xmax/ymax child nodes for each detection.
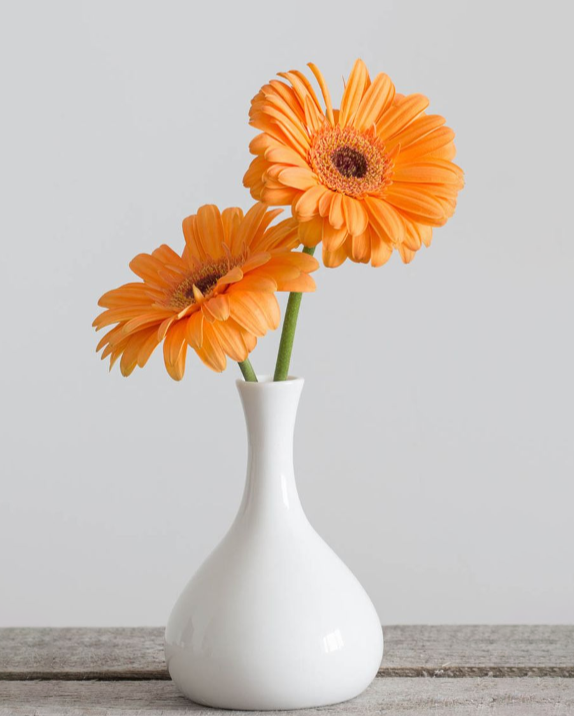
<box><xmin>238</xmin><ymin>358</ymin><xmax>258</xmax><ymax>382</ymax></box>
<box><xmin>274</xmin><ymin>246</ymin><xmax>316</xmax><ymax>382</ymax></box>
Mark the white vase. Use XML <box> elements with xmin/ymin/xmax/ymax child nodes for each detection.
<box><xmin>165</xmin><ymin>376</ymin><xmax>383</xmax><ymax>710</ymax></box>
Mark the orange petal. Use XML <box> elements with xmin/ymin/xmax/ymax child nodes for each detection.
<box><xmin>303</xmin><ymin>95</ymin><xmax>323</xmax><ymax>134</ymax></box>
<box><xmin>266</xmin><ymin>251</ymin><xmax>319</xmax><ymax>273</ymax></box>
<box><xmin>212</xmin><ymin>321</ymin><xmax>249</xmax><ymax>363</ymax></box>
<box><xmin>234</xmin><ymin>202</ymin><xmax>270</xmax><ymax>250</ymax></box>
<box><xmin>260</xmin><ymin>187</ymin><xmax>299</xmax><ymax>206</ymax></box>
<box><xmin>96</xmin><ymin>325</ymin><xmax>123</xmax><ymax>353</ymax></box>
<box><xmin>298</xmin><ymin>215</ymin><xmax>323</xmax><ymax>248</ymax></box>
<box><xmin>157</xmin><ymin>316</ymin><xmax>175</xmax><ymax>341</ymax></box>
<box><xmin>343</xmin><ymin>196</ymin><xmax>368</xmax><ymax>236</ymax></box>
<box><xmin>233</xmin><ymin>274</ymin><xmax>277</xmax><ymax>292</ymax></box>
<box><xmin>217</xmin><ymin>265</ymin><xmax>244</xmax><ymax>287</ymax></box>
<box><xmin>257</xmin><ymin>104</ymin><xmax>310</xmax><ymax>154</ymax></box>
<box><xmin>308</xmin><ymin>62</ymin><xmax>335</xmax><ymax>125</ymax></box>
<box><xmin>265</xmin><ymin>145</ymin><xmax>310</xmax><ymax>168</ymax></box>
<box><xmin>323</xmin><ymin>222</ymin><xmax>347</xmax><ymax>251</ymax></box>
<box><xmin>196</xmin><ymin>204</ymin><xmax>225</xmax><ymax>260</ymax></box>
<box><xmin>279</xmin><ymin>70</ymin><xmax>323</xmax><ymax>116</ymax></box>
<box><xmin>241</xmin><ymin>252</ymin><xmax>272</xmax><ymax>274</ymax></box>
<box><xmin>137</xmin><ymin>328</ymin><xmax>162</xmax><ymax>368</ymax></box>
<box><xmin>295</xmin><ymin>186</ymin><xmax>327</xmax><ymax>219</ymax></box>
<box><xmin>328</xmin><ymin>193</ymin><xmax>345</xmax><ymax>230</ymax></box>
<box><xmin>279</xmin><ymin>274</ymin><xmax>316</xmax><ymax>292</ymax></box>
<box><xmin>186</xmin><ymin>311</ymin><xmax>204</xmax><ymax>349</ymax></box>
<box><xmin>377</xmin><ymin>94</ymin><xmax>430</xmax><ymax>141</ymax></box>
<box><xmin>318</xmin><ymin>189</ymin><xmax>333</xmax><ymax>217</ymax></box>
<box><xmin>370</xmin><ymin>233</ymin><xmax>394</xmax><ymax>267</ymax></box>
<box><xmin>252</xmin><ymin>291</ymin><xmax>281</xmax><ymax>330</ymax></box>
<box><xmin>323</xmin><ymin>243</ymin><xmax>348</xmax><ymax>268</ymax></box>
<box><xmin>295</xmin><ymin>185</ymin><xmax>327</xmax><ymax>218</ymax></box>
<box><xmin>392</xmin><ymin>160</ymin><xmax>463</xmax><ymax>186</ymax></box>
<box><xmin>195</xmin><ymin>322</ymin><xmax>226</xmax><ymax>373</ymax></box>
<box><xmin>339</xmin><ymin>59</ymin><xmax>369</xmax><ymax>127</ymax></box>
<box><xmin>228</xmin><ymin>292</ymin><xmax>274</xmax><ymax>335</ymax></box>
<box><xmin>365</xmin><ymin>197</ymin><xmax>405</xmax><ymax>243</ymax></box>
<box><xmin>349</xmin><ymin>231</ymin><xmax>371</xmax><ymax>263</ymax></box>
<box><xmin>221</xmin><ymin>207</ymin><xmax>243</xmax><ymax>248</ymax></box>
<box><xmin>385</xmin><ymin>114</ymin><xmax>446</xmax><ymax>152</ymax></box>
<box><xmin>354</xmin><ymin>73</ymin><xmax>395</xmax><ymax>131</ymax></box>
<box><xmin>395</xmin><ymin>126</ymin><xmax>455</xmax><ymax>163</ymax></box>
<box><xmin>257</xmin><ymin>216</ymin><xmax>299</xmax><ymax>252</ymax></box>
<box><xmin>122</xmin><ymin>312</ymin><xmax>167</xmax><ymax>336</ymax></box>
<box><xmin>163</xmin><ymin>319</ymin><xmax>187</xmax><ymax>366</ymax></box>
<box><xmin>384</xmin><ymin>185</ymin><xmax>446</xmax><ymax>222</ymax></box>
<box><xmin>181</xmin><ymin>215</ymin><xmax>203</xmax><ymax>261</ymax></box>
<box><xmin>129</xmin><ymin>254</ymin><xmax>166</xmax><ymax>287</ymax></box>
<box><xmin>249</xmin><ymin>133</ymin><xmax>281</xmax><ymax>156</ymax></box>
<box><xmin>93</xmin><ymin>306</ymin><xmax>171</xmax><ymax>331</ymax></box>
<box><xmin>202</xmin><ymin>294</ymin><xmax>230</xmax><ymax>322</ymax></box>
<box><xmin>163</xmin><ymin>320</ymin><xmax>188</xmax><ymax>380</ymax></box>
<box><xmin>397</xmin><ymin>242</ymin><xmax>417</xmax><ymax>264</ymax></box>
<box><xmin>278</xmin><ymin>167</ymin><xmax>318</xmax><ymax>190</ymax></box>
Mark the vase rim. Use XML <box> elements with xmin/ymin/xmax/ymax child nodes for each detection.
<box><xmin>236</xmin><ymin>375</ymin><xmax>304</xmax><ymax>389</ymax></box>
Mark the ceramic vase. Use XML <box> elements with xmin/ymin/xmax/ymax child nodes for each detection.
<box><xmin>165</xmin><ymin>376</ymin><xmax>383</xmax><ymax>710</ymax></box>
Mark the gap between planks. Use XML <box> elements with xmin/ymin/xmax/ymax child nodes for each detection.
<box><xmin>0</xmin><ymin>666</ymin><xmax>574</xmax><ymax>681</ymax></box>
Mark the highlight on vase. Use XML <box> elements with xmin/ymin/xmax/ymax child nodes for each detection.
<box><xmin>244</xmin><ymin>59</ymin><xmax>464</xmax><ymax>267</ymax></box>
<box><xmin>93</xmin><ymin>202</ymin><xmax>319</xmax><ymax>380</ymax></box>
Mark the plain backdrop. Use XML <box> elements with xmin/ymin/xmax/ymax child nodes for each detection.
<box><xmin>1</xmin><ymin>0</ymin><xmax>573</xmax><ymax>627</ymax></box>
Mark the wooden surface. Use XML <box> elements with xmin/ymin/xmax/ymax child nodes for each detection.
<box><xmin>0</xmin><ymin>626</ymin><xmax>572</xmax><ymax>714</ymax></box>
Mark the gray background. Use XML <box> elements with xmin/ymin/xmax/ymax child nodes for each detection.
<box><xmin>1</xmin><ymin>0</ymin><xmax>572</xmax><ymax>626</ymax></box>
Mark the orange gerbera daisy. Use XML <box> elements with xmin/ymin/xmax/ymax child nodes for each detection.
<box><xmin>93</xmin><ymin>203</ymin><xmax>318</xmax><ymax>380</ymax></box>
<box><xmin>244</xmin><ymin>59</ymin><xmax>464</xmax><ymax>267</ymax></box>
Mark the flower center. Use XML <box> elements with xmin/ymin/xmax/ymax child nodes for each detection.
<box><xmin>309</xmin><ymin>126</ymin><xmax>390</xmax><ymax>198</ymax></box>
<box><xmin>331</xmin><ymin>147</ymin><xmax>368</xmax><ymax>179</ymax></box>
<box><xmin>168</xmin><ymin>258</ymin><xmax>238</xmax><ymax>310</ymax></box>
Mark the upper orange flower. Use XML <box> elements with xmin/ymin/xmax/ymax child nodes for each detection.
<box><xmin>244</xmin><ymin>59</ymin><xmax>464</xmax><ymax>267</ymax></box>
<box><xmin>94</xmin><ymin>203</ymin><xmax>318</xmax><ymax>380</ymax></box>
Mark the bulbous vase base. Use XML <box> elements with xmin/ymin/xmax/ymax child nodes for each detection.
<box><xmin>165</xmin><ymin>519</ymin><xmax>383</xmax><ymax>710</ymax></box>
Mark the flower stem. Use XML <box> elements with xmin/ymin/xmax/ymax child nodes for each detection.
<box><xmin>274</xmin><ymin>246</ymin><xmax>316</xmax><ymax>382</ymax></box>
<box><xmin>238</xmin><ymin>358</ymin><xmax>258</xmax><ymax>382</ymax></box>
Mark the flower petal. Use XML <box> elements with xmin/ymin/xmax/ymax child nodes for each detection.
<box><xmin>339</xmin><ymin>59</ymin><xmax>369</xmax><ymax>127</ymax></box>
<box><xmin>278</xmin><ymin>167</ymin><xmax>318</xmax><ymax>190</ymax></box>
<box><xmin>295</xmin><ymin>185</ymin><xmax>328</xmax><ymax>218</ymax></box>
<box><xmin>186</xmin><ymin>311</ymin><xmax>204</xmax><ymax>349</ymax></box>
<box><xmin>342</xmin><ymin>196</ymin><xmax>368</xmax><ymax>236</ymax></box>
<box><xmin>202</xmin><ymin>294</ymin><xmax>230</xmax><ymax>322</ymax></box>
<box><xmin>323</xmin><ymin>222</ymin><xmax>347</xmax><ymax>251</ymax></box>
<box><xmin>365</xmin><ymin>197</ymin><xmax>405</xmax><ymax>243</ymax></box>
<box><xmin>329</xmin><ymin>193</ymin><xmax>345</xmax><ymax>230</ymax></box>
<box><xmin>213</xmin><ymin>320</ymin><xmax>249</xmax><ymax>362</ymax></box>
<box><xmin>354</xmin><ymin>73</ymin><xmax>395</xmax><ymax>131</ymax></box>
<box><xmin>195</xmin><ymin>322</ymin><xmax>226</xmax><ymax>372</ymax></box>
<box><xmin>377</xmin><ymin>94</ymin><xmax>430</xmax><ymax>141</ymax></box>
<box><xmin>298</xmin><ymin>215</ymin><xmax>323</xmax><ymax>248</ymax></box>
<box><xmin>163</xmin><ymin>320</ymin><xmax>188</xmax><ymax>381</ymax></box>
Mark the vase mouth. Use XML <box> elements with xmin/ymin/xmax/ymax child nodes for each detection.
<box><xmin>236</xmin><ymin>375</ymin><xmax>304</xmax><ymax>389</ymax></box>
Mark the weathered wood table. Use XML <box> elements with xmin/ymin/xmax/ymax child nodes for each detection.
<box><xmin>0</xmin><ymin>626</ymin><xmax>573</xmax><ymax>714</ymax></box>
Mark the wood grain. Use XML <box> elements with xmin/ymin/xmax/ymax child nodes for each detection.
<box><xmin>1</xmin><ymin>677</ymin><xmax>573</xmax><ymax>715</ymax></box>
<box><xmin>1</xmin><ymin>626</ymin><xmax>572</xmax><ymax>680</ymax></box>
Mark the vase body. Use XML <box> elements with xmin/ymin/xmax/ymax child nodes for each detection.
<box><xmin>165</xmin><ymin>377</ymin><xmax>383</xmax><ymax>710</ymax></box>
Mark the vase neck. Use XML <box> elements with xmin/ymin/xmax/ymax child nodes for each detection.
<box><xmin>236</xmin><ymin>377</ymin><xmax>304</xmax><ymax>519</ymax></box>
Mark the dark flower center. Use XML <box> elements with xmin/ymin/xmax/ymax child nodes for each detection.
<box><xmin>183</xmin><ymin>272</ymin><xmax>221</xmax><ymax>299</ymax></box>
<box><xmin>331</xmin><ymin>147</ymin><xmax>368</xmax><ymax>179</ymax></box>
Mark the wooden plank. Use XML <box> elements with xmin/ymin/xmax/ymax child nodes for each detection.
<box><xmin>0</xmin><ymin>626</ymin><xmax>572</xmax><ymax>680</ymax></box>
<box><xmin>0</xmin><ymin>677</ymin><xmax>573</xmax><ymax>715</ymax></box>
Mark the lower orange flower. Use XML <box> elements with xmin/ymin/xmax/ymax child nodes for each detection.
<box><xmin>93</xmin><ymin>203</ymin><xmax>319</xmax><ymax>380</ymax></box>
